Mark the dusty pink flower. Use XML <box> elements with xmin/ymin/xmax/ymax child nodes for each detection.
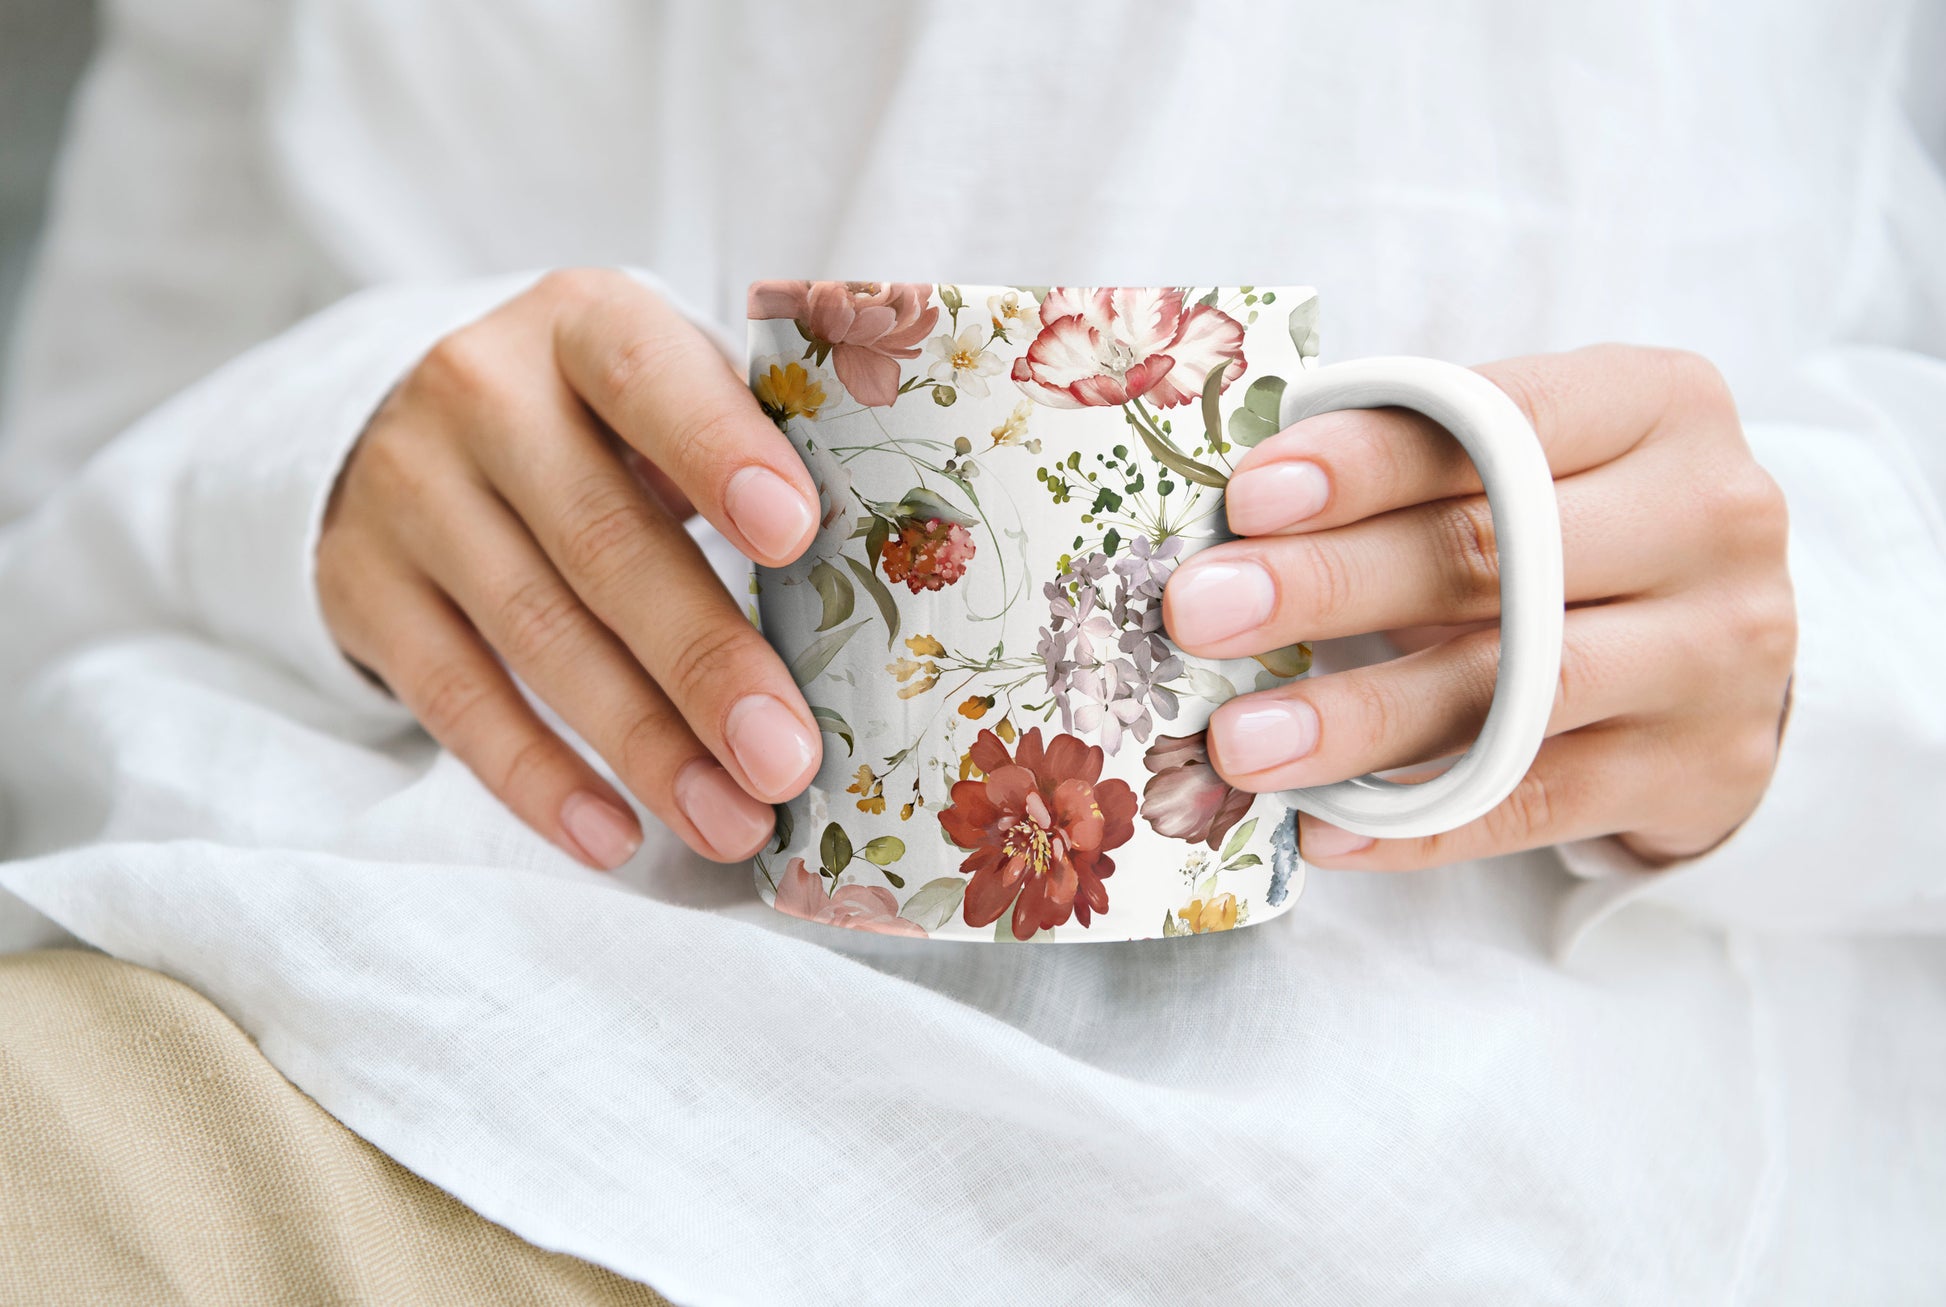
<box><xmin>1139</xmin><ymin>731</ymin><xmax>1255</xmax><ymax>849</ymax></box>
<box><xmin>748</xmin><ymin>280</ymin><xmax>938</xmax><ymax>407</ymax></box>
<box><xmin>772</xmin><ymin>857</ymin><xmax>927</xmax><ymax>937</ymax></box>
<box><xmin>1011</xmin><ymin>287</ymin><xmax>1245</xmax><ymax>410</ymax></box>
<box><xmin>879</xmin><ymin>517</ymin><xmax>975</xmax><ymax>593</ymax></box>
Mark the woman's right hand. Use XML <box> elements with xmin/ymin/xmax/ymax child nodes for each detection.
<box><xmin>318</xmin><ymin>269</ymin><xmax>825</xmax><ymax>870</ymax></box>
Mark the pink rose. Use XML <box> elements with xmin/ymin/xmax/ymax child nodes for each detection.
<box><xmin>772</xmin><ymin>857</ymin><xmax>928</xmax><ymax>937</ymax></box>
<box><xmin>748</xmin><ymin>280</ymin><xmax>939</xmax><ymax>407</ymax></box>
<box><xmin>1011</xmin><ymin>287</ymin><xmax>1245</xmax><ymax>409</ymax></box>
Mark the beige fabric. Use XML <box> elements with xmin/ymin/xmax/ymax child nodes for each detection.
<box><xmin>0</xmin><ymin>949</ymin><xmax>668</xmax><ymax>1307</ymax></box>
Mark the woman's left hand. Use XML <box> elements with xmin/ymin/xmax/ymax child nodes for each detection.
<box><xmin>1162</xmin><ymin>344</ymin><xmax>1796</xmax><ymax>869</ymax></box>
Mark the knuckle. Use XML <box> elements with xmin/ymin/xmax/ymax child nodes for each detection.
<box><xmin>1720</xmin><ymin>465</ymin><xmax>1790</xmax><ymax>554</ymax></box>
<box><xmin>1434</xmin><ymin>496</ymin><xmax>1501</xmax><ymax>612</ymax></box>
<box><xmin>414</xmin><ymin>661</ymin><xmax>495</xmax><ymax>741</ymax></box>
<box><xmin>1486</xmin><ymin>359</ymin><xmax>1561</xmax><ymax>437</ymax></box>
<box><xmin>534</xmin><ymin>266</ymin><xmax>611</xmax><ymax>306</ymax></box>
<box><xmin>496</xmin><ymin>733</ymin><xmax>565</xmax><ymax>799</ymax></box>
<box><xmin>1293</xmin><ymin>539</ymin><xmax>1359</xmax><ymax>628</ymax></box>
<box><xmin>414</xmin><ymin>328</ymin><xmax>506</xmax><ymax>402</ymax></box>
<box><xmin>556</xmin><ymin>478</ymin><xmax>654</xmax><ymax>581</ymax></box>
<box><xmin>1659</xmin><ymin>347</ymin><xmax>1735</xmax><ymax>414</ymax></box>
<box><xmin>614</xmin><ymin>707</ymin><xmax>683</xmax><ymax>799</ymax></box>
<box><xmin>660</xmin><ymin>405</ymin><xmax>745</xmax><ymax>482</ymax></box>
<box><xmin>496</xmin><ymin>576</ymin><xmax>589</xmax><ymax>666</ymax></box>
<box><xmin>1340</xmin><ymin>670</ymin><xmax>1406</xmax><ymax>753</ymax></box>
<box><xmin>598</xmin><ymin>330</ymin><xmax>680</xmax><ymax>411</ymax></box>
<box><xmin>661</xmin><ymin>617</ymin><xmax>756</xmax><ymax>709</ymax></box>
<box><xmin>1487</xmin><ymin>768</ymin><xmax>1557</xmax><ymax>848</ymax></box>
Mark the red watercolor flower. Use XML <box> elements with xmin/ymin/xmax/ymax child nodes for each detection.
<box><xmin>748</xmin><ymin>280</ymin><xmax>938</xmax><ymax>407</ymax></box>
<box><xmin>1010</xmin><ymin>286</ymin><xmax>1245</xmax><ymax>410</ymax></box>
<box><xmin>1138</xmin><ymin>731</ymin><xmax>1255</xmax><ymax>849</ymax></box>
<box><xmin>878</xmin><ymin>516</ymin><xmax>975</xmax><ymax>593</ymax></box>
<box><xmin>938</xmin><ymin>728</ymin><xmax>1137</xmax><ymax>940</ymax></box>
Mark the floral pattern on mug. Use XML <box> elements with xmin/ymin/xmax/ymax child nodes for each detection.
<box><xmin>750</xmin><ymin>283</ymin><xmax>1321</xmax><ymax>941</ymax></box>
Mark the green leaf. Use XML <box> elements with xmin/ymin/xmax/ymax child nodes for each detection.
<box><xmin>1287</xmin><ymin>292</ymin><xmax>1321</xmax><ymax>360</ymax></box>
<box><xmin>1199</xmin><ymin>361</ymin><xmax>1230</xmax><ymax>452</ymax></box>
<box><xmin>1251</xmin><ymin>642</ymin><xmax>1313</xmax><ymax>679</ymax></box>
<box><xmin>808</xmin><ymin>559</ymin><xmax>855</xmax><ymax>631</ymax></box>
<box><xmin>864</xmin><ymin>515</ymin><xmax>891</xmax><ymax>570</ymax></box>
<box><xmin>941</xmin><ymin>469</ymin><xmax>981</xmax><ymax>509</ymax></box>
<box><xmin>770</xmin><ymin>800</ymin><xmax>794</xmax><ymax>855</ymax></box>
<box><xmin>1223</xmin><ymin>853</ymin><xmax>1264</xmax><ymax>870</ymax></box>
<box><xmin>1135</xmin><ymin>423</ymin><xmax>1229</xmax><ymax>489</ymax></box>
<box><xmin>861</xmin><ymin>835</ymin><xmax>906</xmax><ymax>866</ymax></box>
<box><xmin>790</xmin><ymin>619</ymin><xmax>869</xmax><ymax>685</ymax></box>
<box><xmin>1194</xmin><ymin>289</ymin><xmax>1220</xmax><ymax>308</ymax></box>
<box><xmin>899</xmin><ymin>877</ymin><xmax>967</xmax><ymax>931</ymax></box>
<box><xmin>932</xmin><ymin>385</ymin><xmax>957</xmax><ymax>407</ymax></box>
<box><xmin>1220</xmin><ymin>817</ymin><xmax>1260</xmax><ymax>864</ymax></box>
<box><xmin>1162</xmin><ymin>910</ymin><xmax>1185</xmax><ymax>938</ymax></box>
<box><xmin>810</xmin><ymin>705</ymin><xmax>854</xmax><ymax>755</ymax></box>
<box><xmin>882</xmin><ymin>869</ymin><xmax>905</xmax><ymax>889</ymax></box>
<box><xmin>1227</xmin><ymin>375</ymin><xmax>1289</xmax><ymax>447</ymax></box>
<box><xmin>840</xmin><ymin>554</ymin><xmax>900</xmax><ymax>648</ymax></box>
<box><xmin>891</xmin><ymin>486</ymin><xmax>977</xmax><ymax>527</ymax></box>
<box><xmin>818</xmin><ymin>822</ymin><xmax>852</xmax><ymax>876</ymax></box>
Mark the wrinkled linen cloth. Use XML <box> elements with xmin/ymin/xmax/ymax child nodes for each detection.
<box><xmin>3</xmin><ymin>1</ymin><xmax>1945</xmax><ymax>1303</ymax></box>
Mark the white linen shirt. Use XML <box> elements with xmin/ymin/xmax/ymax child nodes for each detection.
<box><xmin>1</xmin><ymin>2</ymin><xmax>1942</xmax><ymax>1303</ymax></box>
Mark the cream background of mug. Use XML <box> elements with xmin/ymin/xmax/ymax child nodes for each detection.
<box><xmin>751</xmin><ymin>284</ymin><xmax>1319</xmax><ymax>942</ymax></box>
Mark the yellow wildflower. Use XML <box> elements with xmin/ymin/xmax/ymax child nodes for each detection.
<box><xmin>1177</xmin><ymin>893</ymin><xmax>1240</xmax><ymax>934</ymax></box>
<box><xmin>958</xmin><ymin>694</ymin><xmax>993</xmax><ymax>720</ymax></box>
<box><xmin>897</xmin><ymin>670</ymin><xmax>939</xmax><ymax>700</ymax></box>
<box><xmin>847</xmin><ymin>764</ymin><xmax>885</xmax><ymax>815</ymax></box>
<box><xmin>989</xmin><ymin>400</ymin><xmax>1034</xmax><ymax>447</ymax></box>
<box><xmin>905</xmin><ymin>634</ymin><xmax>946</xmax><ymax>657</ymax></box>
<box><xmin>751</xmin><ymin>359</ymin><xmax>827</xmax><ymax>425</ymax></box>
<box><xmin>995</xmin><ymin>718</ymin><xmax>1017</xmax><ymax>743</ymax></box>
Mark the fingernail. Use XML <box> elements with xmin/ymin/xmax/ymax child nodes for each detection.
<box><xmin>559</xmin><ymin>791</ymin><xmax>641</xmax><ymax>870</ymax></box>
<box><xmin>725</xmin><ymin>694</ymin><xmax>819</xmax><ymax>799</ymax></box>
<box><xmin>1166</xmin><ymin>559</ymin><xmax>1276</xmax><ymax>646</ymax></box>
<box><xmin>674</xmin><ymin>759</ymin><xmax>774</xmax><ymax>858</ymax></box>
<box><xmin>1302</xmin><ymin>819</ymin><xmax>1375</xmax><ymax>860</ymax></box>
<box><xmin>724</xmin><ymin>466</ymin><xmax>815</xmax><ymax>561</ymax></box>
<box><xmin>1213</xmin><ymin>698</ymin><xmax>1320</xmax><ymax>775</ymax></box>
<box><xmin>1226</xmin><ymin>459</ymin><xmax>1330</xmax><ymax>534</ymax></box>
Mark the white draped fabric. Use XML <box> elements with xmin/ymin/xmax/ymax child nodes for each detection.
<box><xmin>2</xmin><ymin>2</ymin><xmax>1942</xmax><ymax>1302</ymax></box>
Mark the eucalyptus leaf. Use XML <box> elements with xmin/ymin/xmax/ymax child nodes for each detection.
<box><xmin>790</xmin><ymin>619</ymin><xmax>869</xmax><ymax>685</ymax></box>
<box><xmin>1220</xmin><ymin>817</ymin><xmax>1260</xmax><ymax>864</ymax></box>
<box><xmin>861</xmin><ymin>835</ymin><xmax>906</xmax><ymax>866</ymax></box>
<box><xmin>941</xmin><ymin>469</ymin><xmax>981</xmax><ymax>509</ymax></box>
<box><xmin>1228</xmin><ymin>375</ymin><xmax>1288</xmax><ymax>447</ymax></box>
<box><xmin>864</xmin><ymin>516</ymin><xmax>891</xmax><ymax>569</ymax></box>
<box><xmin>810</xmin><ymin>705</ymin><xmax>854</xmax><ymax>755</ymax></box>
<box><xmin>1286</xmin><ymin>292</ymin><xmax>1321</xmax><ymax>359</ymax></box>
<box><xmin>899</xmin><ymin>877</ymin><xmax>968</xmax><ymax>931</ymax></box>
<box><xmin>840</xmin><ymin>554</ymin><xmax>900</xmax><ymax>647</ymax></box>
<box><xmin>808</xmin><ymin>559</ymin><xmax>855</xmax><ymax>631</ymax></box>
<box><xmin>1224</xmin><ymin>853</ymin><xmax>1264</xmax><ymax>870</ymax></box>
<box><xmin>818</xmin><ymin>822</ymin><xmax>852</xmax><ymax>876</ymax></box>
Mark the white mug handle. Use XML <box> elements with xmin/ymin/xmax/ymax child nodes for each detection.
<box><xmin>1271</xmin><ymin>357</ymin><xmax>1564</xmax><ymax>840</ymax></box>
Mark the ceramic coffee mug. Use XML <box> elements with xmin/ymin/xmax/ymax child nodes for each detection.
<box><xmin>747</xmin><ymin>282</ymin><xmax>1561</xmax><ymax>943</ymax></box>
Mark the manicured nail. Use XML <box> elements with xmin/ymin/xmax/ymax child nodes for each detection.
<box><xmin>1213</xmin><ymin>698</ymin><xmax>1320</xmax><ymax>775</ymax></box>
<box><xmin>674</xmin><ymin>759</ymin><xmax>775</xmax><ymax>858</ymax></box>
<box><xmin>725</xmin><ymin>694</ymin><xmax>819</xmax><ymax>799</ymax></box>
<box><xmin>724</xmin><ymin>466</ymin><xmax>816</xmax><ymax>561</ymax></box>
<box><xmin>1166</xmin><ymin>559</ymin><xmax>1276</xmax><ymax>646</ymax></box>
<box><xmin>559</xmin><ymin>791</ymin><xmax>641</xmax><ymax>870</ymax></box>
<box><xmin>1226</xmin><ymin>459</ymin><xmax>1330</xmax><ymax>534</ymax></box>
<box><xmin>1302</xmin><ymin>819</ymin><xmax>1375</xmax><ymax>860</ymax></box>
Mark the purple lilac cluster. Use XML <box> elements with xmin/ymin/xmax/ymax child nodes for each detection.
<box><xmin>1036</xmin><ymin>536</ymin><xmax>1187</xmax><ymax>754</ymax></box>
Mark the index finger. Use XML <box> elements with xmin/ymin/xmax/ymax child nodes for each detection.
<box><xmin>1223</xmin><ymin>344</ymin><xmax>1726</xmax><ymax>537</ymax></box>
<box><xmin>546</xmin><ymin>268</ymin><xmax>822</xmax><ymax>567</ymax></box>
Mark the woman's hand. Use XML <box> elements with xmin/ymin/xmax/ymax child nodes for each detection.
<box><xmin>1164</xmin><ymin>345</ymin><xmax>1796</xmax><ymax>869</ymax></box>
<box><xmin>319</xmin><ymin>269</ymin><xmax>824</xmax><ymax>869</ymax></box>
